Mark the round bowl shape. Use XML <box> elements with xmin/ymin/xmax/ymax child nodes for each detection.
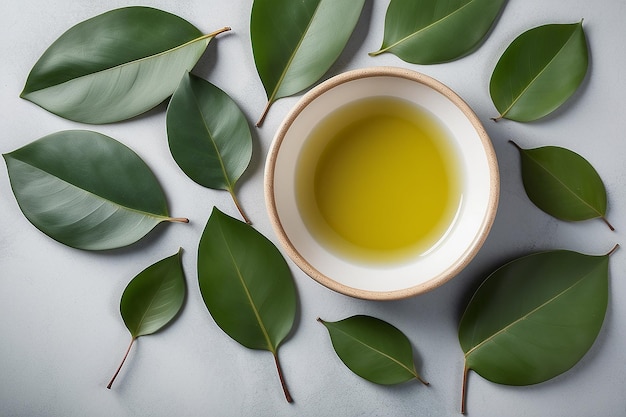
<box><xmin>265</xmin><ymin>67</ymin><xmax>499</xmax><ymax>300</ymax></box>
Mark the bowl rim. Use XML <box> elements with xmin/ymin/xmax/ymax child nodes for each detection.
<box><xmin>264</xmin><ymin>66</ymin><xmax>499</xmax><ymax>300</ymax></box>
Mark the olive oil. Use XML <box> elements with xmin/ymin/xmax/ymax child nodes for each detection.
<box><xmin>296</xmin><ymin>96</ymin><xmax>462</xmax><ymax>263</ymax></box>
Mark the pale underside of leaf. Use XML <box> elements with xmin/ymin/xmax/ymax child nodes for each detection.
<box><xmin>6</xmin><ymin>157</ymin><xmax>168</xmax><ymax>249</ymax></box>
<box><xmin>464</xmin><ymin>261</ymin><xmax>603</xmax><ymax>362</ymax></box>
<box><xmin>22</xmin><ymin>34</ymin><xmax>213</xmax><ymax>124</ymax></box>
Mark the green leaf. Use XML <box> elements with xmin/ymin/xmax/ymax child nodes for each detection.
<box><xmin>490</xmin><ymin>21</ymin><xmax>588</xmax><ymax>122</ymax></box>
<box><xmin>458</xmin><ymin>248</ymin><xmax>615</xmax><ymax>414</ymax></box>
<box><xmin>107</xmin><ymin>249</ymin><xmax>186</xmax><ymax>389</ymax></box>
<box><xmin>167</xmin><ymin>73</ymin><xmax>252</xmax><ymax>224</ymax></box>
<box><xmin>512</xmin><ymin>142</ymin><xmax>613</xmax><ymax>230</ymax></box>
<box><xmin>197</xmin><ymin>207</ymin><xmax>297</xmax><ymax>402</ymax></box>
<box><xmin>20</xmin><ymin>6</ymin><xmax>229</xmax><ymax>124</ymax></box>
<box><xmin>3</xmin><ymin>130</ymin><xmax>188</xmax><ymax>250</ymax></box>
<box><xmin>318</xmin><ymin>315</ymin><xmax>428</xmax><ymax>386</ymax></box>
<box><xmin>251</xmin><ymin>0</ymin><xmax>366</xmax><ymax>126</ymax></box>
<box><xmin>369</xmin><ymin>0</ymin><xmax>507</xmax><ymax>64</ymax></box>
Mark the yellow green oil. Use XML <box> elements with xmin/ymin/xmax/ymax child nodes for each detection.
<box><xmin>296</xmin><ymin>96</ymin><xmax>462</xmax><ymax>263</ymax></box>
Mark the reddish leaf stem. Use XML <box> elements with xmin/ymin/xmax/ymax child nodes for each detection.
<box><xmin>273</xmin><ymin>352</ymin><xmax>293</xmax><ymax>403</ymax></box>
<box><xmin>607</xmin><ymin>244</ymin><xmax>620</xmax><ymax>257</ymax></box>
<box><xmin>168</xmin><ymin>217</ymin><xmax>190</xmax><ymax>223</ymax></box>
<box><xmin>229</xmin><ymin>188</ymin><xmax>251</xmax><ymax>224</ymax></box>
<box><xmin>256</xmin><ymin>100</ymin><xmax>272</xmax><ymax>127</ymax></box>
<box><xmin>107</xmin><ymin>337</ymin><xmax>136</xmax><ymax>389</ymax></box>
<box><xmin>602</xmin><ymin>216</ymin><xmax>615</xmax><ymax>231</ymax></box>
<box><xmin>460</xmin><ymin>364</ymin><xmax>469</xmax><ymax>414</ymax></box>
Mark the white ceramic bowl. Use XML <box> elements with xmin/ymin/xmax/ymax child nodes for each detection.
<box><xmin>265</xmin><ymin>67</ymin><xmax>499</xmax><ymax>300</ymax></box>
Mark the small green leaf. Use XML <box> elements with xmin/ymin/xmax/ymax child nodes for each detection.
<box><xmin>318</xmin><ymin>315</ymin><xmax>428</xmax><ymax>386</ymax></box>
<box><xmin>21</xmin><ymin>6</ymin><xmax>229</xmax><ymax>124</ymax></box>
<box><xmin>167</xmin><ymin>73</ymin><xmax>252</xmax><ymax>223</ymax></box>
<box><xmin>3</xmin><ymin>130</ymin><xmax>188</xmax><ymax>250</ymax></box>
<box><xmin>458</xmin><ymin>248</ymin><xmax>615</xmax><ymax>414</ymax></box>
<box><xmin>511</xmin><ymin>142</ymin><xmax>613</xmax><ymax>230</ymax></box>
<box><xmin>490</xmin><ymin>22</ymin><xmax>588</xmax><ymax>122</ymax></box>
<box><xmin>370</xmin><ymin>0</ymin><xmax>506</xmax><ymax>64</ymax></box>
<box><xmin>251</xmin><ymin>0</ymin><xmax>366</xmax><ymax>126</ymax></box>
<box><xmin>197</xmin><ymin>208</ymin><xmax>297</xmax><ymax>402</ymax></box>
<box><xmin>107</xmin><ymin>249</ymin><xmax>186</xmax><ymax>389</ymax></box>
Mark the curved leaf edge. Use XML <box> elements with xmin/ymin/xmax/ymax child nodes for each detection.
<box><xmin>458</xmin><ymin>245</ymin><xmax>618</xmax><ymax>414</ymax></box>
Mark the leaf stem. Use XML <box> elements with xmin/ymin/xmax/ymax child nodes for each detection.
<box><xmin>460</xmin><ymin>364</ymin><xmax>469</xmax><ymax>414</ymax></box>
<box><xmin>107</xmin><ymin>337</ymin><xmax>136</xmax><ymax>389</ymax></box>
<box><xmin>168</xmin><ymin>217</ymin><xmax>190</xmax><ymax>223</ymax></box>
<box><xmin>416</xmin><ymin>374</ymin><xmax>430</xmax><ymax>386</ymax></box>
<box><xmin>601</xmin><ymin>216</ymin><xmax>615</xmax><ymax>231</ymax></box>
<box><xmin>228</xmin><ymin>188</ymin><xmax>251</xmax><ymax>224</ymax></box>
<box><xmin>606</xmin><ymin>244</ymin><xmax>620</xmax><ymax>257</ymax></box>
<box><xmin>256</xmin><ymin>100</ymin><xmax>273</xmax><ymax>127</ymax></box>
<box><xmin>206</xmin><ymin>27</ymin><xmax>232</xmax><ymax>39</ymax></box>
<box><xmin>368</xmin><ymin>49</ymin><xmax>384</xmax><ymax>57</ymax></box>
<box><xmin>273</xmin><ymin>351</ymin><xmax>293</xmax><ymax>403</ymax></box>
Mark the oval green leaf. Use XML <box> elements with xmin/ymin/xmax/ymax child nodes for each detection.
<box><xmin>251</xmin><ymin>0</ymin><xmax>366</xmax><ymax>126</ymax></box>
<box><xmin>108</xmin><ymin>249</ymin><xmax>186</xmax><ymax>389</ymax></box>
<box><xmin>197</xmin><ymin>207</ymin><xmax>297</xmax><ymax>402</ymax></box>
<box><xmin>369</xmin><ymin>0</ymin><xmax>507</xmax><ymax>64</ymax></box>
<box><xmin>318</xmin><ymin>315</ymin><xmax>428</xmax><ymax>386</ymax></box>
<box><xmin>490</xmin><ymin>22</ymin><xmax>588</xmax><ymax>122</ymax></box>
<box><xmin>458</xmin><ymin>248</ymin><xmax>613</xmax><ymax>413</ymax></box>
<box><xmin>512</xmin><ymin>142</ymin><xmax>613</xmax><ymax>230</ymax></box>
<box><xmin>3</xmin><ymin>130</ymin><xmax>187</xmax><ymax>250</ymax></box>
<box><xmin>20</xmin><ymin>6</ymin><xmax>229</xmax><ymax>124</ymax></box>
<box><xmin>167</xmin><ymin>73</ymin><xmax>252</xmax><ymax>223</ymax></box>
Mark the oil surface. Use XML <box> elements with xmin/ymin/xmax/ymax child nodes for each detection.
<box><xmin>296</xmin><ymin>96</ymin><xmax>462</xmax><ymax>263</ymax></box>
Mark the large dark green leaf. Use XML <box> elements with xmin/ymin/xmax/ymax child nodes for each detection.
<box><xmin>107</xmin><ymin>250</ymin><xmax>186</xmax><ymax>389</ymax></box>
<box><xmin>21</xmin><ymin>6</ymin><xmax>229</xmax><ymax>124</ymax></box>
<box><xmin>251</xmin><ymin>0</ymin><xmax>366</xmax><ymax>126</ymax></box>
<box><xmin>167</xmin><ymin>73</ymin><xmax>252</xmax><ymax>223</ymax></box>
<box><xmin>318</xmin><ymin>315</ymin><xmax>428</xmax><ymax>386</ymax></box>
<box><xmin>490</xmin><ymin>22</ymin><xmax>588</xmax><ymax>122</ymax></box>
<box><xmin>3</xmin><ymin>130</ymin><xmax>187</xmax><ymax>250</ymax></box>
<box><xmin>197</xmin><ymin>208</ymin><xmax>297</xmax><ymax>402</ymax></box>
<box><xmin>458</xmin><ymin>249</ymin><xmax>614</xmax><ymax>414</ymax></box>
<box><xmin>369</xmin><ymin>0</ymin><xmax>506</xmax><ymax>64</ymax></box>
<box><xmin>512</xmin><ymin>142</ymin><xmax>613</xmax><ymax>230</ymax></box>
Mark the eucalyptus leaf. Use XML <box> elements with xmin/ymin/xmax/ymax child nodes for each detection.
<box><xmin>490</xmin><ymin>22</ymin><xmax>588</xmax><ymax>122</ymax></box>
<box><xmin>251</xmin><ymin>0</ymin><xmax>366</xmax><ymax>126</ymax></box>
<box><xmin>107</xmin><ymin>249</ymin><xmax>186</xmax><ymax>389</ymax></box>
<box><xmin>370</xmin><ymin>0</ymin><xmax>506</xmax><ymax>64</ymax></box>
<box><xmin>511</xmin><ymin>142</ymin><xmax>613</xmax><ymax>230</ymax></box>
<box><xmin>21</xmin><ymin>6</ymin><xmax>229</xmax><ymax>124</ymax></box>
<box><xmin>318</xmin><ymin>315</ymin><xmax>428</xmax><ymax>386</ymax></box>
<box><xmin>458</xmin><ymin>248</ymin><xmax>615</xmax><ymax>414</ymax></box>
<box><xmin>167</xmin><ymin>73</ymin><xmax>252</xmax><ymax>223</ymax></box>
<box><xmin>197</xmin><ymin>208</ymin><xmax>297</xmax><ymax>402</ymax></box>
<box><xmin>3</xmin><ymin>130</ymin><xmax>187</xmax><ymax>250</ymax></box>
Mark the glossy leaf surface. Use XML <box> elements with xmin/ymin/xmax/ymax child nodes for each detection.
<box><xmin>490</xmin><ymin>22</ymin><xmax>588</xmax><ymax>122</ymax></box>
<box><xmin>513</xmin><ymin>143</ymin><xmax>612</xmax><ymax>230</ymax></box>
<box><xmin>370</xmin><ymin>0</ymin><xmax>506</xmax><ymax>64</ymax></box>
<box><xmin>3</xmin><ymin>130</ymin><xmax>186</xmax><ymax>250</ymax></box>
<box><xmin>108</xmin><ymin>250</ymin><xmax>186</xmax><ymax>389</ymax></box>
<box><xmin>319</xmin><ymin>315</ymin><xmax>428</xmax><ymax>385</ymax></box>
<box><xmin>251</xmin><ymin>0</ymin><xmax>366</xmax><ymax>125</ymax></box>
<box><xmin>21</xmin><ymin>7</ymin><xmax>227</xmax><ymax>124</ymax></box>
<box><xmin>167</xmin><ymin>73</ymin><xmax>252</xmax><ymax>223</ymax></box>
<box><xmin>197</xmin><ymin>208</ymin><xmax>297</xmax><ymax>401</ymax></box>
<box><xmin>459</xmin><ymin>249</ymin><xmax>611</xmax><ymax>413</ymax></box>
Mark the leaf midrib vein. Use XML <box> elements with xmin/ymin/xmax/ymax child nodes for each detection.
<box><xmin>11</xmin><ymin>157</ymin><xmax>169</xmax><ymax>221</ymax></box>
<box><xmin>499</xmin><ymin>24</ymin><xmax>580</xmax><ymax>118</ymax></box>
<box><xmin>267</xmin><ymin>0</ymin><xmax>324</xmax><ymax>105</ymax></box>
<box><xmin>217</xmin><ymin>220</ymin><xmax>275</xmax><ymax>353</ymax></box>
<box><xmin>464</xmin><ymin>262</ymin><xmax>602</xmax><ymax>359</ymax></box>
<box><xmin>330</xmin><ymin>325</ymin><xmax>416</xmax><ymax>378</ymax></box>
<box><xmin>380</xmin><ymin>0</ymin><xmax>477</xmax><ymax>53</ymax></box>
<box><xmin>131</xmin><ymin>274</ymin><xmax>176</xmax><ymax>337</ymax></box>
<box><xmin>526</xmin><ymin>151</ymin><xmax>602</xmax><ymax>218</ymax></box>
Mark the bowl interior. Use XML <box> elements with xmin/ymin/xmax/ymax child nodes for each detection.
<box><xmin>265</xmin><ymin>67</ymin><xmax>498</xmax><ymax>300</ymax></box>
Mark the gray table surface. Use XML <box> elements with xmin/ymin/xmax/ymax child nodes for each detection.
<box><xmin>2</xmin><ymin>1</ymin><xmax>625</xmax><ymax>416</ymax></box>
